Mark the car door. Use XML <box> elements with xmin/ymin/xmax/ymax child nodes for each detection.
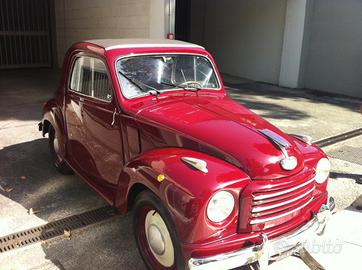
<box><xmin>65</xmin><ymin>55</ymin><xmax>123</xmax><ymax>187</ymax></box>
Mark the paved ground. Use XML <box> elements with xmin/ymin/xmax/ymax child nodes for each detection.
<box><xmin>0</xmin><ymin>70</ymin><xmax>361</xmax><ymax>270</ymax></box>
<box><xmin>0</xmin><ymin>70</ymin><xmax>107</xmax><ymax>235</ymax></box>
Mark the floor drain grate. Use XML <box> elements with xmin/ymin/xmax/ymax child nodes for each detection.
<box><xmin>0</xmin><ymin>206</ymin><xmax>116</xmax><ymax>253</ymax></box>
<box><xmin>314</xmin><ymin>128</ymin><xmax>362</xmax><ymax>148</ymax></box>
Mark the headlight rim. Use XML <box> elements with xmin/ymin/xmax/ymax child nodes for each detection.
<box><xmin>206</xmin><ymin>190</ymin><xmax>235</xmax><ymax>223</ymax></box>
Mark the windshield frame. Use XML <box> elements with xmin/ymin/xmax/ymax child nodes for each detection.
<box><xmin>115</xmin><ymin>52</ymin><xmax>222</xmax><ymax>100</ymax></box>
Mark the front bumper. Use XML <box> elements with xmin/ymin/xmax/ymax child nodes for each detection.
<box><xmin>188</xmin><ymin>197</ymin><xmax>335</xmax><ymax>270</ymax></box>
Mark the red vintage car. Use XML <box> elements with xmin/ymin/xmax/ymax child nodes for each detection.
<box><xmin>39</xmin><ymin>39</ymin><xmax>334</xmax><ymax>270</ymax></box>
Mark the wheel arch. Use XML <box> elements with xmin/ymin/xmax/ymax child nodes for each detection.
<box><xmin>126</xmin><ymin>183</ymin><xmax>151</xmax><ymax>210</ymax></box>
<box><xmin>41</xmin><ymin>100</ymin><xmax>67</xmax><ymax>159</ymax></box>
<box><xmin>42</xmin><ymin>119</ymin><xmax>51</xmax><ymax>136</ymax></box>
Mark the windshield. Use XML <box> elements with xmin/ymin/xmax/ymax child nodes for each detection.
<box><xmin>116</xmin><ymin>54</ymin><xmax>220</xmax><ymax>99</ymax></box>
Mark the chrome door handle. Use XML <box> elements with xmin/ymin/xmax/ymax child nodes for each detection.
<box><xmin>111</xmin><ymin>108</ymin><xmax>117</xmax><ymax>127</ymax></box>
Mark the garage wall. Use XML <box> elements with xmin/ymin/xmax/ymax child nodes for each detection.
<box><xmin>303</xmin><ymin>0</ymin><xmax>362</xmax><ymax>98</ymax></box>
<box><xmin>54</xmin><ymin>0</ymin><xmax>161</xmax><ymax>67</ymax></box>
<box><xmin>197</xmin><ymin>0</ymin><xmax>287</xmax><ymax>84</ymax></box>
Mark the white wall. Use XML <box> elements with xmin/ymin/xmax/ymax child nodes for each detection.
<box><xmin>279</xmin><ymin>0</ymin><xmax>307</xmax><ymax>88</ymax></box>
<box><xmin>188</xmin><ymin>0</ymin><xmax>362</xmax><ymax>98</ymax></box>
<box><xmin>303</xmin><ymin>0</ymin><xmax>362</xmax><ymax>98</ymax></box>
<box><xmin>54</xmin><ymin>0</ymin><xmax>166</xmax><ymax>66</ymax></box>
<box><xmin>149</xmin><ymin>0</ymin><xmax>167</xmax><ymax>39</ymax></box>
<box><xmin>196</xmin><ymin>0</ymin><xmax>287</xmax><ymax>84</ymax></box>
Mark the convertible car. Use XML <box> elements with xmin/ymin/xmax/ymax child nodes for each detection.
<box><xmin>39</xmin><ymin>39</ymin><xmax>334</xmax><ymax>270</ymax></box>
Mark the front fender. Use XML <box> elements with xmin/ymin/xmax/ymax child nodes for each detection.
<box><xmin>115</xmin><ymin>148</ymin><xmax>251</xmax><ymax>244</ymax></box>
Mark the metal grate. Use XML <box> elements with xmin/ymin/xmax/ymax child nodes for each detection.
<box><xmin>0</xmin><ymin>0</ymin><xmax>52</xmax><ymax>69</ymax></box>
<box><xmin>314</xmin><ymin>128</ymin><xmax>362</xmax><ymax>148</ymax></box>
<box><xmin>0</xmin><ymin>206</ymin><xmax>116</xmax><ymax>253</ymax></box>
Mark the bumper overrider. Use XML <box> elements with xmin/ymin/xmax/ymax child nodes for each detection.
<box><xmin>188</xmin><ymin>197</ymin><xmax>335</xmax><ymax>270</ymax></box>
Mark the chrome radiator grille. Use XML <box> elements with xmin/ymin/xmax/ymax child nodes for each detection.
<box><xmin>249</xmin><ymin>177</ymin><xmax>315</xmax><ymax>226</ymax></box>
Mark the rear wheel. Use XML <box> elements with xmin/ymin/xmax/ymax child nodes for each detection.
<box><xmin>48</xmin><ymin>125</ymin><xmax>73</xmax><ymax>175</ymax></box>
<box><xmin>133</xmin><ymin>191</ymin><xmax>184</xmax><ymax>270</ymax></box>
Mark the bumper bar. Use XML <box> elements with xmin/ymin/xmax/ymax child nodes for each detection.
<box><xmin>188</xmin><ymin>197</ymin><xmax>335</xmax><ymax>270</ymax></box>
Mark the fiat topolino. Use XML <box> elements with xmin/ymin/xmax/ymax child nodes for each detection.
<box><xmin>39</xmin><ymin>39</ymin><xmax>334</xmax><ymax>270</ymax></box>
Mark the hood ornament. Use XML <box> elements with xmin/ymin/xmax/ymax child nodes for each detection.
<box><xmin>259</xmin><ymin>129</ymin><xmax>298</xmax><ymax>171</ymax></box>
<box><xmin>181</xmin><ymin>157</ymin><xmax>208</xmax><ymax>173</ymax></box>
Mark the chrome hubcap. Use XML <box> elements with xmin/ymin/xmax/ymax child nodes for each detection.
<box><xmin>147</xmin><ymin>224</ymin><xmax>165</xmax><ymax>255</ymax></box>
<box><xmin>145</xmin><ymin>210</ymin><xmax>174</xmax><ymax>267</ymax></box>
<box><xmin>53</xmin><ymin>137</ymin><xmax>59</xmax><ymax>154</ymax></box>
<box><xmin>52</xmin><ymin>134</ymin><xmax>62</xmax><ymax>162</ymax></box>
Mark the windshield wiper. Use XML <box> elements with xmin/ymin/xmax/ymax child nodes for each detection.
<box><xmin>160</xmin><ymin>81</ymin><xmax>201</xmax><ymax>91</ymax></box>
<box><xmin>118</xmin><ymin>71</ymin><xmax>160</xmax><ymax>96</ymax></box>
<box><xmin>160</xmin><ymin>81</ymin><xmax>185</xmax><ymax>89</ymax></box>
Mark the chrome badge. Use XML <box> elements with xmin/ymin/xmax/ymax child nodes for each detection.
<box><xmin>279</xmin><ymin>145</ymin><xmax>298</xmax><ymax>171</ymax></box>
<box><xmin>280</xmin><ymin>156</ymin><xmax>298</xmax><ymax>170</ymax></box>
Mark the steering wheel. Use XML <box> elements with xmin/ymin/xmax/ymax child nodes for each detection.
<box><xmin>178</xmin><ymin>81</ymin><xmax>203</xmax><ymax>89</ymax></box>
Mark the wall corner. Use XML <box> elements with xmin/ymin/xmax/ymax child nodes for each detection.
<box><xmin>279</xmin><ymin>0</ymin><xmax>308</xmax><ymax>89</ymax></box>
<box><xmin>149</xmin><ymin>0</ymin><xmax>167</xmax><ymax>39</ymax></box>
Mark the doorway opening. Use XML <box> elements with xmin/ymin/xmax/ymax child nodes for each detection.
<box><xmin>0</xmin><ymin>0</ymin><xmax>53</xmax><ymax>69</ymax></box>
<box><xmin>175</xmin><ymin>0</ymin><xmax>191</xmax><ymax>41</ymax></box>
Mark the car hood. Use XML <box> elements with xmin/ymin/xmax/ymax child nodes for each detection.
<box><xmin>132</xmin><ymin>94</ymin><xmax>305</xmax><ymax>179</ymax></box>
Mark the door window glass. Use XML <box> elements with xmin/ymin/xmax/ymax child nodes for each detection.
<box><xmin>70</xmin><ymin>56</ymin><xmax>112</xmax><ymax>101</ymax></box>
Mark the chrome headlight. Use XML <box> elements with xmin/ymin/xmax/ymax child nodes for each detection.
<box><xmin>315</xmin><ymin>158</ymin><xmax>331</xmax><ymax>184</ymax></box>
<box><xmin>207</xmin><ymin>191</ymin><xmax>234</xmax><ymax>223</ymax></box>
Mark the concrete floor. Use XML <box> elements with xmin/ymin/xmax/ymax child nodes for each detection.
<box><xmin>0</xmin><ymin>70</ymin><xmax>361</xmax><ymax>270</ymax></box>
<box><xmin>0</xmin><ymin>70</ymin><xmax>107</xmax><ymax>235</ymax></box>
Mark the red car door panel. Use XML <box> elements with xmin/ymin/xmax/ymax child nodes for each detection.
<box><xmin>81</xmin><ymin>98</ymin><xmax>123</xmax><ymax>186</ymax></box>
<box><xmin>65</xmin><ymin>55</ymin><xmax>123</xmax><ymax>186</ymax></box>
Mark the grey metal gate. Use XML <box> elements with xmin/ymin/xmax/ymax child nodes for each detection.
<box><xmin>0</xmin><ymin>0</ymin><xmax>52</xmax><ymax>69</ymax></box>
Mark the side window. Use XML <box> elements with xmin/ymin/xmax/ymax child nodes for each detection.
<box><xmin>70</xmin><ymin>56</ymin><xmax>112</xmax><ymax>101</ymax></box>
<box><xmin>93</xmin><ymin>59</ymin><xmax>112</xmax><ymax>101</ymax></box>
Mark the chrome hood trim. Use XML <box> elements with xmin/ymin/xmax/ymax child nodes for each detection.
<box><xmin>259</xmin><ymin>129</ymin><xmax>298</xmax><ymax>171</ymax></box>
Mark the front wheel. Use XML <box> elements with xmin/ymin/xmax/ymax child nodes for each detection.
<box><xmin>133</xmin><ymin>191</ymin><xmax>184</xmax><ymax>270</ymax></box>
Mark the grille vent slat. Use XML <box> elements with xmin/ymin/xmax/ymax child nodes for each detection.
<box><xmin>249</xmin><ymin>177</ymin><xmax>316</xmax><ymax>225</ymax></box>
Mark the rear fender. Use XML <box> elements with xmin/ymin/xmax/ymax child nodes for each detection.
<box><xmin>115</xmin><ymin>147</ymin><xmax>251</xmax><ymax>244</ymax></box>
<box><xmin>41</xmin><ymin>99</ymin><xmax>66</xmax><ymax>158</ymax></box>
